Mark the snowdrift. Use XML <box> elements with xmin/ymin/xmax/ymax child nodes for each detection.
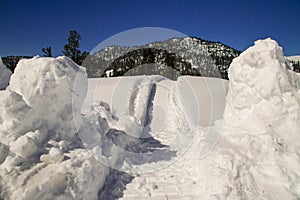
<box><xmin>83</xmin><ymin>76</ymin><xmax>227</xmax><ymax>142</ymax></box>
<box><xmin>0</xmin><ymin>56</ymin><xmax>109</xmax><ymax>200</ymax></box>
<box><xmin>194</xmin><ymin>38</ymin><xmax>300</xmax><ymax>199</ymax></box>
<box><xmin>0</xmin><ymin>38</ymin><xmax>299</xmax><ymax>200</ymax></box>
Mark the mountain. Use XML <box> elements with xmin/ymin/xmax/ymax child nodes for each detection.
<box><xmin>287</xmin><ymin>56</ymin><xmax>300</xmax><ymax>72</ymax></box>
<box><xmin>287</xmin><ymin>55</ymin><xmax>300</xmax><ymax>62</ymax></box>
<box><xmin>82</xmin><ymin>37</ymin><xmax>241</xmax><ymax>79</ymax></box>
<box><xmin>2</xmin><ymin>38</ymin><xmax>298</xmax><ymax>79</ymax></box>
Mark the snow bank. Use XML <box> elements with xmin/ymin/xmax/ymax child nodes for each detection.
<box><xmin>225</xmin><ymin>38</ymin><xmax>299</xmax><ymax>130</ymax></box>
<box><xmin>8</xmin><ymin>56</ymin><xmax>87</xmax><ymax>139</ymax></box>
<box><xmin>84</xmin><ymin>76</ymin><xmax>228</xmax><ymax>130</ymax></box>
<box><xmin>0</xmin><ymin>56</ymin><xmax>110</xmax><ymax>200</ymax></box>
<box><xmin>83</xmin><ymin>75</ymin><xmax>228</xmax><ymax>155</ymax></box>
<box><xmin>198</xmin><ymin>38</ymin><xmax>300</xmax><ymax>199</ymax></box>
<box><xmin>0</xmin><ymin>58</ymin><xmax>12</xmax><ymax>90</ymax></box>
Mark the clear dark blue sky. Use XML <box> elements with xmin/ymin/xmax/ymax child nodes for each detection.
<box><xmin>0</xmin><ymin>0</ymin><xmax>299</xmax><ymax>56</ymax></box>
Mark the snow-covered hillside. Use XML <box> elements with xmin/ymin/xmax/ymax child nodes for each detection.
<box><xmin>83</xmin><ymin>37</ymin><xmax>240</xmax><ymax>79</ymax></box>
<box><xmin>287</xmin><ymin>55</ymin><xmax>300</xmax><ymax>62</ymax></box>
<box><xmin>0</xmin><ymin>38</ymin><xmax>299</xmax><ymax>200</ymax></box>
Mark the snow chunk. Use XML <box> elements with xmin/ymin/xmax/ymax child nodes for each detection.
<box><xmin>0</xmin><ymin>90</ymin><xmax>32</xmax><ymax>144</ymax></box>
<box><xmin>228</xmin><ymin>38</ymin><xmax>292</xmax><ymax>104</ymax></box>
<box><xmin>40</xmin><ymin>147</ymin><xmax>64</xmax><ymax>164</ymax></box>
<box><xmin>0</xmin><ymin>58</ymin><xmax>12</xmax><ymax>90</ymax></box>
<box><xmin>0</xmin><ymin>56</ymin><xmax>108</xmax><ymax>200</ymax></box>
<box><xmin>10</xmin><ymin>134</ymin><xmax>38</xmax><ymax>158</ymax></box>
<box><xmin>8</xmin><ymin>56</ymin><xmax>87</xmax><ymax>139</ymax></box>
<box><xmin>225</xmin><ymin>38</ymin><xmax>300</xmax><ymax>127</ymax></box>
<box><xmin>5</xmin><ymin>150</ymin><xmax>109</xmax><ymax>200</ymax></box>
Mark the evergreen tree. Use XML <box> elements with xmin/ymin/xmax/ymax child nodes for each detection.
<box><xmin>42</xmin><ymin>47</ymin><xmax>52</xmax><ymax>57</ymax></box>
<box><xmin>77</xmin><ymin>51</ymin><xmax>89</xmax><ymax>66</ymax></box>
<box><xmin>62</xmin><ymin>30</ymin><xmax>88</xmax><ymax>65</ymax></box>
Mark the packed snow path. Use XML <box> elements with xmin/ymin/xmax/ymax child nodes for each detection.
<box><xmin>81</xmin><ymin>72</ymin><xmax>228</xmax><ymax>199</ymax></box>
<box><xmin>118</xmin><ymin>130</ymin><xmax>214</xmax><ymax>200</ymax></box>
<box><xmin>88</xmin><ymin>76</ymin><xmax>229</xmax><ymax>199</ymax></box>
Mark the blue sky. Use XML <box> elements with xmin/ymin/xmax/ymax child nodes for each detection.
<box><xmin>0</xmin><ymin>0</ymin><xmax>299</xmax><ymax>56</ymax></box>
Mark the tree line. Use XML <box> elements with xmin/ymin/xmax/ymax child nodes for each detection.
<box><xmin>42</xmin><ymin>30</ymin><xmax>89</xmax><ymax>65</ymax></box>
<box><xmin>2</xmin><ymin>30</ymin><xmax>88</xmax><ymax>72</ymax></box>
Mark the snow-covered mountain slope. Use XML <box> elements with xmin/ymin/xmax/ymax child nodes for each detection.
<box><xmin>0</xmin><ymin>58</ymin><xmax>12</xmax><ymax>90</ymax></box>
<box><xmin>0</xmin><ymin>38</ymin><xmax>299</xmax><ymax>200</ymax></box>
<box><xmin>287</xmin><ymin>55</ymin><xmax>300</xmax><ymax>62</ymax></box>
<box><xmin>83</xmin><ymin>37</ymin><xmax>240</xmax><ymax>79</ymax></box>
<box><xmin>286</xmin><ymin>55</ymin><xmax>300</xmax><ymax>73</ymax></box>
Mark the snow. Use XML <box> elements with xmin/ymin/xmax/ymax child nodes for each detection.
<box><xmin>84</xmin><ymin>76</ymin><xmax>227</xmax><ymax>130</ymax></box>
<box><xmin>0</xmin><ymin>58</ymin><xmax>12</xmax><ymax>90</ymax></box>
<box><xmin>119</xmin><ymin>38</ymin><xmax>300</xmax><ymax>199</ymax></box>
<box><xmin>8</xmin><ymin>56</ymin><xmax>87</xmax><ymax>140</ymax></box>
<box><xmin>9</xmin><ymin>133</ymin><xmax>38</xmax><ymax>158</ymax></box>
<box><xmin>287</xmin><ymin>55</ymin><xmax>300</xmax><ymax>62</ymax></box>
<box><xmin>198</xmin><ymin>38</ymin><xmax>300</xmax><ymax>199</ymax></box>
<box><xmin>0</xmin><ymin>38</ymin><xmax>299</xmax><ymax>199</ymax></box>
<box><xmin>0</xmin><ymin>56</ymin><xmax>109</xmax><ymax>200</ymax></box>
<box><xmin>82</xmin><ymin>75</ymin><xmax>227</xmax><ymax>159</ymax></box>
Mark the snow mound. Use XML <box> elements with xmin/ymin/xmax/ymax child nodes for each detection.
<box><xmin>199</xmin><ymin>38</ymin><xmax>300</xmax><ymax>199</ymax></box>
<box><xmin>9</xmin><ymin>56</ymin><xmax>87</xmax><ymax>139</ymax></box>
<box><xmin>0</xmin><ymin>56</ymin><xmax>110</xmax><ymax>200</ymax></box>
<box><xmin>0</xmin><ymin>58</ymin><xmax>12</xmax><ymax>90</ymax></box>
<box><xmin>225</xmin><ymin>38</ymin><xmax>299</xmax><ymax>128</ymax></box>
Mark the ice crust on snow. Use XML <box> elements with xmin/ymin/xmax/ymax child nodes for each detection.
<box><xmin>0</xmin><ymin>58</ymin><xmax>12</xmax><ymax>90</ymax></box>
<box><xmin>0</xmin><ymin>38</ymin><xmax>299</xmax><ymax>200</ymax></box>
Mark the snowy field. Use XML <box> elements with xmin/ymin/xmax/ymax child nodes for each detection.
<box><xmin>0</xmin><ymin>38</ymin><xmax>299</xmax><ymax>199</ymax></box>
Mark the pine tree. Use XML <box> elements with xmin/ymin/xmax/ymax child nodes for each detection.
<box><xmin>62</xmin><ymin>30</ymin><xmax>88</xmax><ymax>65</ymax></box>
<box><xmin>42</xmin><ymin>47</ymin><xmax>52</xmax><ymax>57</ymax></box>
